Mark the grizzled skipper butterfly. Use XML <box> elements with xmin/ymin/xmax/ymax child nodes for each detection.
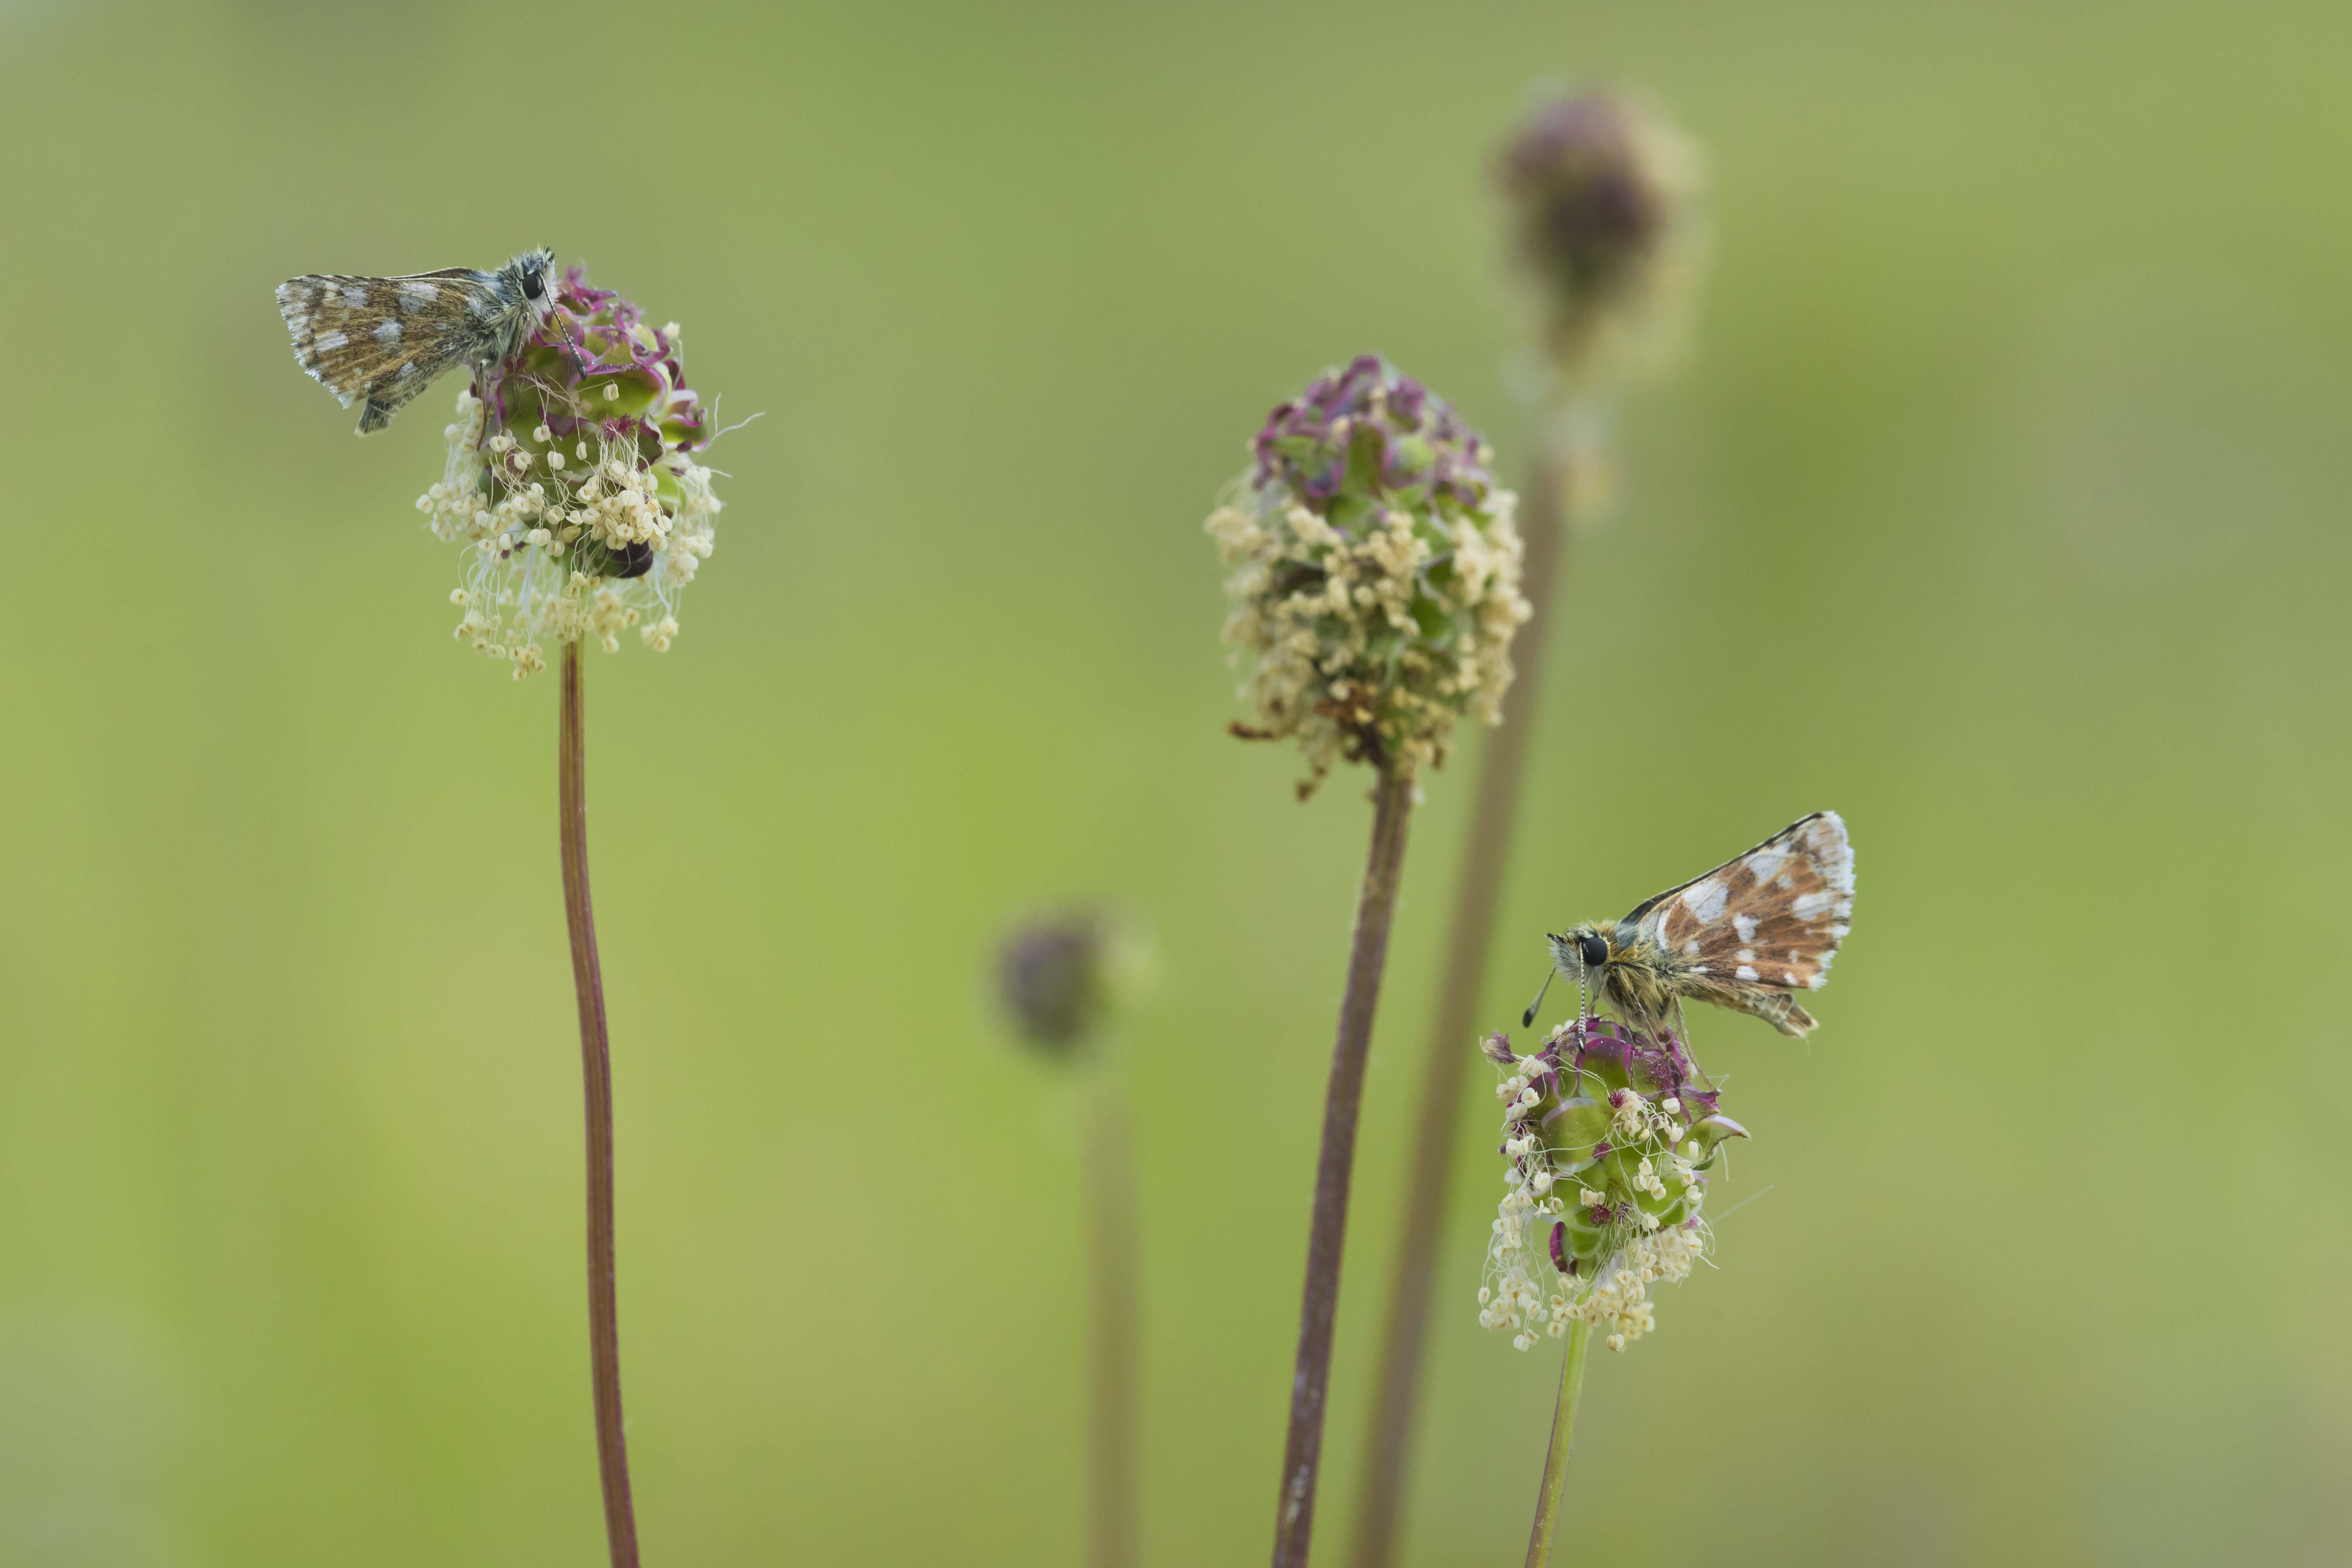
<box><xmin>276</xmin><ymin>248</ymin><xmax>558</xmax><ymax>435</ymax></box>
<box><xmin>1525</xmin><ymin>811</ymin><xmax>1855</xmax><ymax>1038</ymax></box>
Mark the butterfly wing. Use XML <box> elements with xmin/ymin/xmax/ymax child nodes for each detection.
<box><xmin>276</xmin><ymin>269</ymin><xmax>490</xmax><ymax>434</ymax></box>
<box><xmin>1628</xmin><ymin>811</ymin><xmax>1855</xmax><ymax>1036</ymax></box>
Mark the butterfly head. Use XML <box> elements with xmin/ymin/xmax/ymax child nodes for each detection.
<box><xmin>484</xmin><ymin>250</ymin><xmax>562</xmax><ymax>368</ymax></box>
<box><xmin>490</xmin><ymin>250</ymin><xmax>558</xmax><ymax>328</ymax></box>
<box><xmin>1525</xmin><ymin>922</ymin><xmax>1613</xmax><ymax>1028</ymax></box>
<box><xmin>1548</xmin><ymin>924</ymin><xmax>1613</xmax><ymax>982</ymax></box>
<box><xmin>507</xmin><ymin>248</ymin><xmax>556</xmax><ymax>305</ymax></box>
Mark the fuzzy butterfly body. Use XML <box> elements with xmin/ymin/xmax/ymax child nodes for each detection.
<box><xmin>276</xmin><ymin>248</ymin><xmax>556</xmax><ymax>435</ymax></box>
<box><xmin>1532</xmin><ymin>811</ymin><xmax>1855</xmax><ymax>1038</ymax></box>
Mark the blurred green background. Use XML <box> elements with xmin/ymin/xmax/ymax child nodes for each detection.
<box><xmin>2</xmin><ymin>0</ymin><xmax>2347</xmax><ymax>1563</ymax></box>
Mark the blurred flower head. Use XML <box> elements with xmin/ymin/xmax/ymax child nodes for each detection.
<box><xmin>1205</xmin><ymin>356</ymin><xmax>1531</xmax><ymax>798</ymax></box>
<box><xmin>1499</xmin><ymin>90</ymin><xmax>1703</xmax><ymax>403</ymax></box>
<box><xmin>416</xmin><ymin>265</ymin><xmax>726</xmax><ymax>678</ymax></box>
<box><xmin>997</xmin><ymin>909</ymin><xmax>1156</xmax><ymax>1060</ymax></box>
<box><xmin>1477</xmin><ymin>1018</ymin><xmax>1748</xmax><ymax>1353</ymax></box>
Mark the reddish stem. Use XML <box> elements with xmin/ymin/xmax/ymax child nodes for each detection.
<box><xmin>559</xmin><ymin>640</ymin><xmax>642</xmax><ymax>1568</ymax></box>
<box><xmin>1269</xmin><ymin>768</ymin><xmax>1417</xmax><ymax>1568</ymax></box>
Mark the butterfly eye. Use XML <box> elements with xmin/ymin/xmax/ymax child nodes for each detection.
<box><xmin>1577</xmin><ymin>933</ymin><xmax>1608</xmax><ymax>968</ymax></box>
<box><xmin>523</xmin><ymin>270</ymin><xmax>546</xmax><ymax>300</ymax></box>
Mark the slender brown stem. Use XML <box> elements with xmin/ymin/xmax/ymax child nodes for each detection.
<box><xmin>1522</xmin><ymin>1320</ymin><xmax>1593</xmax><ymax>1568</ymax></box>
<box><xmin>1349</xmin><ymin>448</ymin><xmax>1573</xmax><ymax>1568</ymax></box>
<box><xmin>559</xmin><ymin>640</ymin><xmax>642</xmax><ymax>1568</ymax></box>
<box><xmin>1269</xmin><ymin>768</ymin><xmax>1418</xmax><ymax>1568</ymax></box>
<box><xmin>1085</xmin><ymin>1064</ymin><xmax>1141</xmax><ymax>1568</ymax></box>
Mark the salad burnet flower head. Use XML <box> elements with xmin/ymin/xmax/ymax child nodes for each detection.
<box><xmin>418</xmin><ymin>265</ymin><xmax>724</xmax><ymax>678</ymax></box>
<box><xmin>1477</xmin><ymin>1018</ymin><xmax>1749</xmax><ymax>1353</ymax></box>
<box><xmin>1205</xmin><ymin>356</ymin><xmax>1531</xmax><ymax>798</ymax></box>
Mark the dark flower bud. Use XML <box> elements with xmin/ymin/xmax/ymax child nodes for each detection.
<box><xmin>996</xmin><ymin>910</ymin><xmax>1154</xmax><ymax>1060</ymax></box>
<box><xmin>1498</xmin><ymin>91</ymin><xmax>1701</xmax><ymax>393</ymax></box>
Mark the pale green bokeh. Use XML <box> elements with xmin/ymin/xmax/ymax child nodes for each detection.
<box><xmin>0</xmin><ymin>2</ymin><xmax>2345</xmax><ymax>1564</ymax></box>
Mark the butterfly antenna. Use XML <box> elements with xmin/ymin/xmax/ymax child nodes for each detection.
<box><xmin>1521</xmin><ymin>959</ymin><xmax>1557</xmax><ymax>1029</ymax></box>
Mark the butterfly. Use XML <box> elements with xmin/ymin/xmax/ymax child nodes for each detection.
<box><xmin>1524</xmin><ymin>811</ymin><xmax>1854</xmax><ymax>1038</ymax></box>
<box><xmin>276</xmin><ymin>248</ymin><xmax>557</xmax><ymax>435</ymax></box>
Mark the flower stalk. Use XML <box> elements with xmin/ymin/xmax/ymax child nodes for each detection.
<box><xmin>1085</xmin><ymin>1065</ymin><xmax>1141</xmax><ymax>1568</ymax></box>
<box><xmin>1271</xmin><ymin>766</ymin><xmax>1416</xmax><ymax>1568</ymax></box>
<box><xmin>558</xmin><ymin>640</ymin><xmax>640</xmax><ymax>1568</ymax></box>
<box><xmin>1522</xmin><ymin>1319</ymin><xmax>1592</xmax><ymax>1568</ymax></box>
<box><xmin>997</xmin><ymin>912</ymin><xmax>1156</xmax><ymax>1568</ymax></box>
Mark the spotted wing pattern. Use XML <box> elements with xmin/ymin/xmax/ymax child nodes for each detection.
<box><xmin>1631</xmin><ymin>811</ymin><xmax>1854</xmax><ymax>1035</ymax></box>
<box><xmin>275</xmin><ymin>268</ymin><xmax>495</xmax><ymax>434</ymax></box>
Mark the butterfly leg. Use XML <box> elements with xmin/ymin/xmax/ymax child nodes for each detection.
<box><xmin>1669</xmin><ymin>999</ymin><xmax>1721</xmax><ymax>1094</ymax></box>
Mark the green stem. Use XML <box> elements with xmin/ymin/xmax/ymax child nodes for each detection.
<box><xmin>559</xmin><ymin>640</ymin><xmax>642</xmax><ymax>1568</ymax></box>
<box><xmin>1522</xmin><ymin>1320</ymin><xmax>1592</xmax><ymax>1568</ymax></box>
<box><xmin>1084</xmin><ymin>1063</ymin><xmax>1141</xmax><ymax>1568</ymax></box>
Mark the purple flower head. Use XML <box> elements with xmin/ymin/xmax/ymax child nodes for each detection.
<box><xmin>1481</xmin><ymin>1031</ymin><xmax>1519</xmax><ymax>1066</ymax></box>
<box><xmin>1250</xmin><ymin>355</ymin><xmax>1496</xmax><ymax>519</ymax></box>
<box><xmin>1481</xmin><ymin>1009</ymin><xmax>1746</xmax><ymax>1352</ymax></box>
